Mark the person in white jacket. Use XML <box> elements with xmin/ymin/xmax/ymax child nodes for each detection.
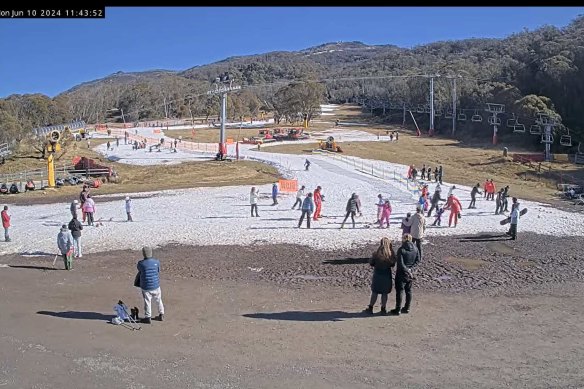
<box><xmin>292</xmin><ymin>185</ymin><xmax>305</xmax><ymax>210</ymax></box>
<box><xmin>376</xmin><ymin>194</ymin><xmax>385</xmax><ymax>224</ymax></box>
<box><xmin>250</xmin><ymin>187</ymin><xmax>260</xmax><ymax>217</ymax></box>
<box><xmin>125</xmin><ymin>196</ymin><xmax>133</xmax><ymax>222</ymax></box>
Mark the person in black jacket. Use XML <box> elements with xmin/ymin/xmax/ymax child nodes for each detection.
<box><xmin>427</xmin><ymin>189</ymin><xmax>445</xmax><ymax>217</ymax></box>
<box><xmin>390</xmin><ymin>234</ymin><xmax>420</xmax><ymax>315</ymax></box>
<box><xmin>364</xmin><ymin>238</ymin><xmax>396</xmax><ymax>315</ymax></box>
<box><xmin>68</xmin><ymin>215</ymin><xmax>84</xmax><ymax>258</ymax></box>
<box><xmin>340</xmin><ymin>193</ymin><xmax>360</xmax><ymax>229</ymax></box>
<box><xmin>469</xmin><ymin>184</ymin><xmax>482</xmax><ymax>209</ymax></box>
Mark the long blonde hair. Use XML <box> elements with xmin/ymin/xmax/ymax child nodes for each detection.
<box><xmin>373</xmin><ymin>237</ymin><xmax>395</xmax><ymax>264</ymax></box>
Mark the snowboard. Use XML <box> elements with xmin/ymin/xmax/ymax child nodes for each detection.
<box><xmin>500</xmin><ymin>208</ymin><xmax>528</xmax><ymax>225</ymax></box>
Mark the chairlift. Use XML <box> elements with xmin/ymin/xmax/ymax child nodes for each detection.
<box><xmin>506</xmin><ymin>113</ymin><xmax>516</xmax><ymax>128</ymax></box>
<box><xmin>530</xmin><ymin>124</ymin><xmax>542</xmax><ymax>135</ymax></box>
<box><xmin>471</xmin><ymin>110</ymin><xmax>483</xmax><ymax>123</ymax></box>
<box><xmin>457</xmin><ymin>110</ymin><xmax>467</xmax><ymax>121</ymax></box>
<box><xmin>560</xmin><ymin>130</ymin><xmax>572</xmax><ymax>147</ymax></box>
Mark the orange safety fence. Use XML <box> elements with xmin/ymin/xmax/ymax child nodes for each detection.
<box><xmin>278</xmin><ymin>179</ymin><xmax>298</xmax><ymax>193</ymax></box>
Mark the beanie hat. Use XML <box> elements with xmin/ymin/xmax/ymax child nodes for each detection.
<box><xmin>142</xmin><ymin>246</ymin><xmax>153</xmax><ymax>258</ymax></box>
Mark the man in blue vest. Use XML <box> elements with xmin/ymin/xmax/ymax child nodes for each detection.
<box><xmin>137</xmin><ymin>246</ymin><xmax>165</xmax><ymax>324</ymax></box>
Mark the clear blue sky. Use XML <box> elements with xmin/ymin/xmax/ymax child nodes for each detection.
<box><xmin>1</xmin><ymin>7</ymin><xmax>583</xmax><ymax>98</ymax></box>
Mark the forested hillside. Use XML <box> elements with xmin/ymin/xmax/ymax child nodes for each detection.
<box><xmin>2</xmin><ymin>16</ymin><xmax>584</xmax><ymax>151</ymax></box>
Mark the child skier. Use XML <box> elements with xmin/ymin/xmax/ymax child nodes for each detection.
<box><xmin>378</xmin><ymin>200</ymin><xmax>392</xmax><ymax>229</ymax></box>
<box><xmin>432</xmin><ymin>207</ymin><xmax>445</xmax><ymax>226</ymax></box>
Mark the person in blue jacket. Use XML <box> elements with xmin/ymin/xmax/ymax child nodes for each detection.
<box><xmin>136</xmin><ymin>246</ymin><xmax>165</xmax><ymax>324</ymax></box>
<box><xmin>298</xmin><ymin>192</ymin><xmax>314</xmax><ymax>229</ymax></box>
<box><xmin>271</xmin><ymin>183</ymin><xmax>279</xmax><ymax>205</ymax></box>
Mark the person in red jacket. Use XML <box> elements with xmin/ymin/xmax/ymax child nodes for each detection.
<box><xmin>1</xmin><ymin>205</ymin><xmax>10</xmax><ymax>242</ymax></box>
<box><xmin>488</xmin><ymin>179</ymin><xmax>496</xmax><ymax>201</ymax></box>
<box><xmin>483</xmin><ymin>179</ymin><xmax>490</xmax><ymax>199</ymax></box>
<box><xmin>445</xmin><ymin>194</ymin><xmax>462</xmax><ymax>227</ymax></box>
<box><xmin>313</xmin><ymin>186</ymin><xmax>323</xmax><ymax>221</ymax></box>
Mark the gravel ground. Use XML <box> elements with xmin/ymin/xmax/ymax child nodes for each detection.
<box><xmin>4</xmin><ymin>231</ymin><xmax>582</xmax><ymax>296</ymax></box>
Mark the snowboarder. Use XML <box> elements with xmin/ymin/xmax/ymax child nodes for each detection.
<box><xmin>313</xmin><ymin>186</ymin><xmax>323</xmax><ymax>221</ymax></box>
<box><xmin>292</xmin><ymin>185</ymin><xmax>305</xmax><ymax>210</ymax></box>
<box><xmin>469</xmin><ymin>184</ymin><xmax>482</xmax><ymax>209</ymax></box>
<box><xmin>1</xmin><ymin>205</ymin><xmax>10</xmax><ymax>242</ymax></box>
<box><xmin>340</xmin><ymin>193</ymin><xmax>361</xmax><ymax>229</ymax></box>
<box><xmin>125</xmin><ymin>196</ymin><xmax>133</xmax><ymax>222</ymax></box>
<box><xmin>507</xmin><ymin>206</ymin><xmax>520</xmax><ymax>240</ymax></box>
<box><xmin>250</xmin><ymin>187</ymin><xmax>260</xmax><ymax>217</ymax></box>
<box><xmin>304</xmin><ymin>159</ymin><xmax>311</xmax><ymax>171</ymax></box>
<box><xmin>298</xmin><ymin>192</ymin><xmax>314</xmax><ymax>229</ymax></box>
<box><xmin>57</xmin><ymin>224</ymin><xmax>74</xmax><ymax>270</ymax></box>
<box><xmin>68</xmin><ymin>215</ymin><xmax>83</xmax><ymax>258</ymax></box>
<box><xmin>271</xmin><ymin>183</ymin><xmax>279</xmax><ymax>205</ymax></box>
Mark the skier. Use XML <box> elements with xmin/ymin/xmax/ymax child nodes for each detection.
<box><xmin>469</xmin><ymin>184</ymin><xmax>482</xmax><ymax>209</ymax></box>
<box><xmin>271</xmin><ymin>183</ymin><xmax>279</xmax><ymax>206</ymax></box>
<box><xmin>438</xmin><ymin>165</ymin><xmax>443</xmax><ymax>184</ymax></box>
<box><xmin>434</xmin><ymin>167</ymin><xmax>439</xmax><ymax>182</ymax></box>
<box><xmin>250</xmin><ymin>187</ymin><xmax>260</xmax><ymax>217</ymax></box>
<box><xmin>304</xmin><ymin>159</ymin><xmax>311</xmax><ymax>171</ymax></box>
<box><xmin>313</xmin><ymin>186</ymin><xmax>323</xmax><ymax>221</ymax></box>
<box><xmin>125</xmin><ymin>196</ymin><xmax>133</xmax><ymax>222</ymax></box>
<box><xmin>292</xmin><ymin>185</ymin><xmax>305</xmax><ymax>210</ymax></box>
<box><xmin>378</xmin><ymin>200</ymin><xmax>392</xmax><ymax>229</ymax></box>
<box><xmin>445</xmin><ymin>194</ymin><xmax>462</xmax><ymax>227</ymax></box>
<box><xmin>298</xmin><ymin>192</ymin><xmax>314</xmax><ymax>229</ymax></box>
<box><xmin>420</xmin><ymin>164</ymin><xmax>426</xmax><ymax>180</ymax></box>
<box><xmin>340</xmin><ymin>193</ymin><xmax>361</xmax><ymax>229</ymax></box>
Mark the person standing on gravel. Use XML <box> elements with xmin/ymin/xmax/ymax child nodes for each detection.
<box><xmin>292</xmin><ymin>185</ymin><xmax>305</xmax><ymax>210</ymax></box>
<box><xmin>125</xmin><ymin>196</ymin><xmax>133</xmax><ymax>222</ymax></box>
<box><xmin>507</xmin><ymin>206</ymin><xmax>520</xmax><ymax>240</ymax></box>
<box><xmin>68</xmin><ymin>215</ymin><xmax>83</xmax><ymax>258</ymax></box>
<box><xmin>364</xmin><ymin>238</ymin><xmax>396</xmax><ymax>315</ymax></box>
<box><xmin>57</xmin><ymin>224</ymin><xmax>74</xmax><ymax>270</ymax></box>
<box><xmin>410</xmin><ymin>206</ymin><xmax>426</xmax><ymax>260</ymax></box>
<box><xmin>136</xmin><ymin>246</ymin><xmax>165</xmax><ymax>324</ymax></box>
<box><xmin>390</xmin><ymin>233</ymin><xmax>420</xmax><ymax>316</ymax></box>
<box><xmin>250</xmin><ymin>187</ymin><xmax>260</xmax><ymax>217</ymax></box>
<box><xmin>1</xmin><ymin>205</ymin><xmax>11</xmax><ymax>242</ymax></box>
<box><xmin>82</xmin><ymin>195</ymin><xmax>96</xmax><ymax>226</ymax></box>
<box><xmin>298</xmin><ymin>192</ymin><xmax>314</xmax><ymax>229</ymax></box>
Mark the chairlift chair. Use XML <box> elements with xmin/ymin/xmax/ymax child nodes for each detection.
<box><xmin>513</xmin><ymin>122</ymin><xmax>526</xmax><ymax>133</ymax></box>
<box><xmin>506</xmin><ymin>113</ymin><xmax>516</xmax><ymax>128</ymax></box>
<box><xmin>471</xmin><ymin>110</ymin><xmax>483</xmax><ymax>123</ymax></box>
<box><xmin>424</xmin><ymin>105</ymin><xmax>431</xmax><ymax>114</ymax></box>
<box><xmin>435</xmin><ymin>107</ymin><xmax>443</xmax><ymax>117</ymax></box>
<box><xmin>530</xmin><ymin>124</ymin><xmax>542</xmax><ymax>135</ymax></box>
<box><xmin>560</xmin><ymin>130</ymin><xmax>572</xmax><ymax>147</ymax></box>
<box><xmin>416</xmin><ymin>105</ymin><xmax>425</xmax><ymax>114</ymax></box>
<box><xmin>457</xmin><ymin>110</ymin><xmax>467</xmax><ymax>121</ymax></box>
<box><xmin>488</xmin><ymin>116</ymin><xmax>501</xmax><ymax>126</ymax></box>
<box><xmin>541</xmin><ymin>133</ymin><xmax>554</xmax><ymax>144</ymax></box>
<box><xmin>444</xmin><ymin>109</ymin><xmax>453</xmax><ymax>119</ymax></box>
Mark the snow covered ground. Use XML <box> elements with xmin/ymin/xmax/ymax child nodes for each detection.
<box><xmin>1</xmin><ymin>112</ymin><xmax>583</xmax><ymax>257</ymax></box>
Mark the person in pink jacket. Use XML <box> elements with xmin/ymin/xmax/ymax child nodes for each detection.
<box><xmin>379</xmin><ymin>200</ymin><xmax>392</xmax><ymax>228</ymax></box>
<box><xmin>82</xmin><ymin>195</ymin><xmax>96</xmax><ymax>226</ymax></box>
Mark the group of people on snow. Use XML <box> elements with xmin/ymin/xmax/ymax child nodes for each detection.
<box><xmin>407</xmin><ymin>164</ymin><xmax>444</xmax><ymax>184</ymax></box>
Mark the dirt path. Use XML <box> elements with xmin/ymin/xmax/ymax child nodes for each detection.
<box><xmin>1</xmin><ymin>236</ymin><xmax>584</xmax><ymax>388</ymax></box>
